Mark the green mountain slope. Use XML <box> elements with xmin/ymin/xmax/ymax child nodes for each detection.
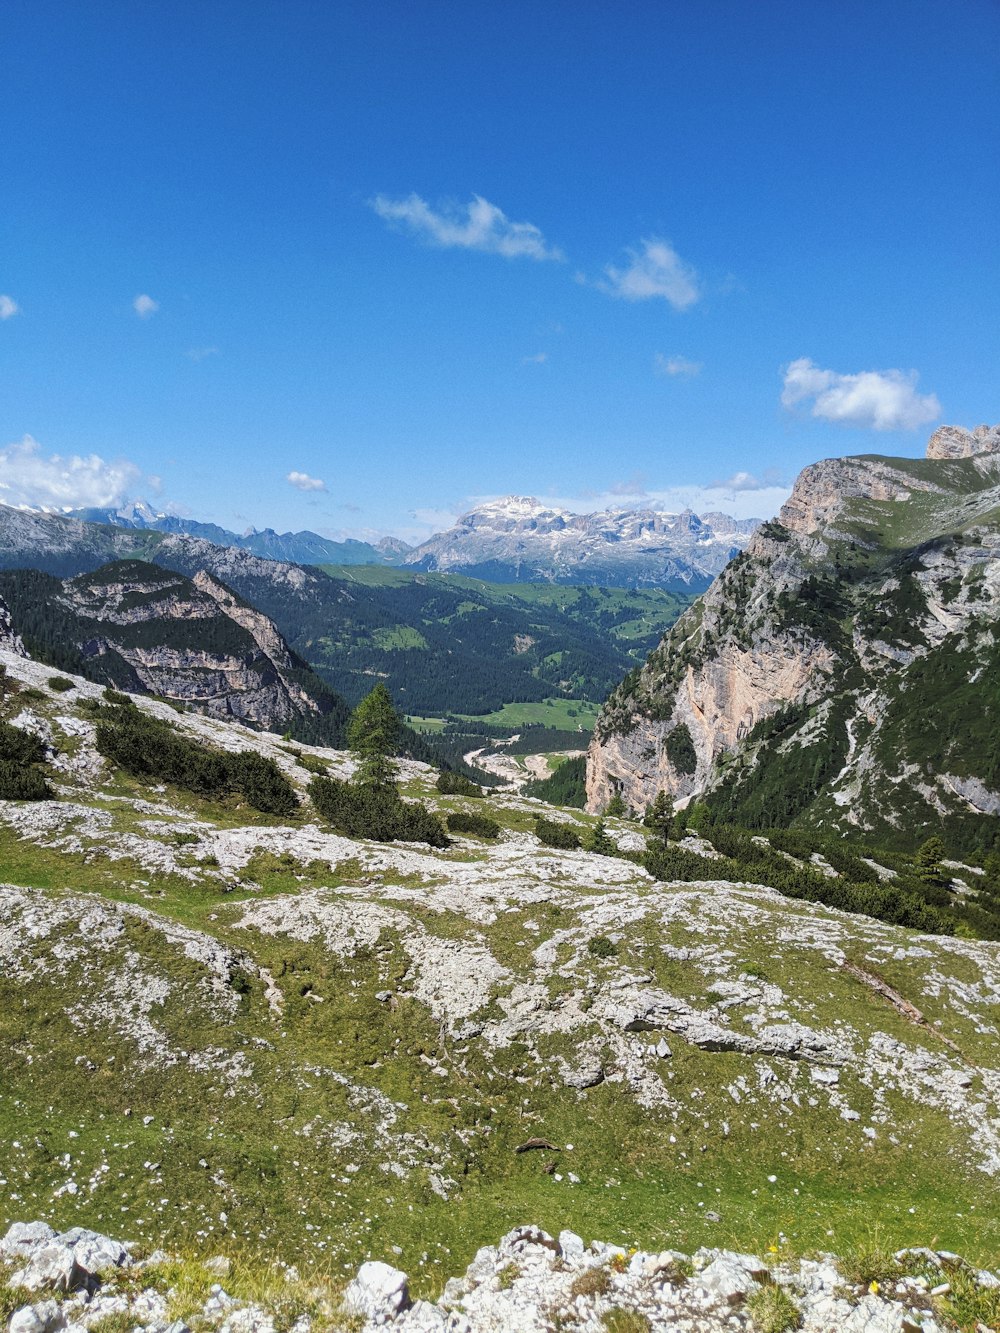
<box><xmin>0</xmin><ymin>651</ymin><xmax>999</xmax><ymax>1288</ymax></box>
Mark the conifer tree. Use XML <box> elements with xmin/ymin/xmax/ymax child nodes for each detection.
<box><xmin>588</xmin><ymin>819</ymin><xmax>616</xmax><ymax>856</ymax></box>
<box><xmin>643</xmin><ymin>791</ymin><xmax>674</xmax><ymax>844</ymax></box>
<box><xmin>916</xmin><ymin>835</ymin><xmax>947</xmax><ymax>884</ymax></box>
<box><xmin>348</xmin><ymin>683</ymin><xmax>401</xmax><ymax>788</ymax></box>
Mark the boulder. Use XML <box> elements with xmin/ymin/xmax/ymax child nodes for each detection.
<box><xmin>343</xmin><ymin>1260</ymin><xmax>411</xmax><ymax>1324</ymax></box>
<box><xmin>9</xmin><ymin>1301</ymin><xmax>66</xmax><ymax>1333</ymax></box>
<box><xmin>13</xmin><ymin>1229</ymin><xmax>128</xmax><ymax>1293</ymax></box>
<box><xmin>0</xmin><ymin>1223</ymin><xmax>57</xmax><ymax>1261</ymax></box>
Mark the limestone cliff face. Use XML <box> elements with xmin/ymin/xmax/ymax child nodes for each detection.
<box><xmin>53</xmin><ymin>561</ymin><xmax>326</xmax><ymax>731</ymax></box>
<box><xmin>588</xmin><ymin>423</ymin><xmax>1000</xmax><ymax>845</ymax></box>
<box><xmin>0</xmin><ymin>596</ymin><xmax>27</xmax><ymax>658</ymax></box>
<box><xmin>926</xmin><ymin>422</ymin><xmax>1000</xmax><ymax>460</ymax></box>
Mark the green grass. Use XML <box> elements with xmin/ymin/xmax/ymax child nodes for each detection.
<box><xmin>2</xmin><ymin>677</ymin><xmax>1000</xmax><ymax>1290</ymax></box>
<box><xmin>453</xmin><ymin>699</ymin><xmax>600</xmax><ymax>730</ymax></box>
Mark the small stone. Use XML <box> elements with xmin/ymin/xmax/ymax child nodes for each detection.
<box><xmin>558</xmin><ymin>1230</ymin><xmax>585</xmax><ymax>1259</ymax></box>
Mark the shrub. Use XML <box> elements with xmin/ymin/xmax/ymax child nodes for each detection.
<box><xmin>665</xmin><ymin>722</ymin><xmax>697</xmax><ymax>775</ymax></box>
<box><xmin>587</xmin><ymin>935</ymin><xmax>617</xmax><ymax>959</ymax></box>
<box><xmin>447</xmin><ymin>810</ymin><xmax>500</xmax><ymax>839</ymax></box>
<box><xmin>0</xmin><ymin>721</ymin><xmax>46</xmax><ymax>767</ymax></box>
<box><xmin>745</xmin><ymin>1284</ymin><xmax>801</xmax><ymax>1332</ymax></box>
<box><xmin>0</xmin><ymin>721</ymin><xmax>51</xmax><ymax>801</ymax></box>
<box><xmin>0</xmin><ymin>760</ymin><xmax>51</xmax><ymax>801</ymax></box>
<box><xmin>309</xmin><ymin>775</ymin><xmax>449</xmax><ymax>847</ymax></box>
<box><xmin>94</xmin><ymin>696</ymin><xmax>298</xmax><ymax>816</ymax></box>
<box><xmin>227</xmin><ymin>751</ymin><xmax>299</xmax><ymax>817</ymax></box>
<box><xmin>47</xmin><ymin>675</ymin><xmax>74</xmax><ymax>693</ymax></box>
<box><xmin>588</xmin><ymin>819</ymin><xmax>617</xmax><ymax>855</ymax></box>
<box><xmin>437</xmin><ymin>769</ymin><xmax>484</xmax><ymax>797</ymax></box>
<box><xmin>535</xmin><ymin>816</ymin><xmax>581</xmax><ymax>850</ymax></box>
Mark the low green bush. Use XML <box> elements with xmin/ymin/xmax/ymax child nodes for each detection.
<box><xmin>309</xmin><ymin>775</ymin><xmax>449</xmax><ymax>847</ymax></box>
<box><xmin>47</xmin><ymin>675</ymin><xmax>75</xmax><ymax>693</ymax></box>
<box><xmin>94</xmin><ymin>695</ymin><xmax>298</xmax><ymax>816</ymax></box>
<box><xmin>535</xmin><ymin>816</ymin><xmax>582</xmax><ymax>850</ymax></box>
<box><xmin>436</xmin><ymin>769</ymin><xmax>484</xmax><ymax>797</ymax></box>
<box><xmin>447</xmin><ymin>810</ymin><xmax>500</xmax><ymax>839</ymax></box>
<box><xmin>0</xmin><ymin>759</ymin><xmax>51</xmax><ymax>800</ymax></box>
<box><xmin>0</xmin><ymin>721</ymin><xmax>51</xmax><ymax>800</ymax></box>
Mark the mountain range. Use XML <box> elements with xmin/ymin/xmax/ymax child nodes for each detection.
<box><xmin>68</xmin><ymin>501</ymin><xmax>409</xmax><ymax>567</ymax></box>
<box><xmin>68</xmin><ymin>496</ymin><xmax>760</xmax><ymax>591</ymax></box>
<box><xmin>588</xmin><ymin>422</ymin><xmax>1000</xmax><ymax>853</ymax></box>
<box><xmin>0</xmin><ymin>503</ymin><xmax>693</xmax><ymax>718</ymax></box>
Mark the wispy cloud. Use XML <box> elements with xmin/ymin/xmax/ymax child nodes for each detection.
<box><xmin>654</xmin><ymin>353</ymin><xmax>702</xmax><ymax>377</ymax></box>
<box><xmin>566</xmin><ymin>479</ymin><xmax>790</xmax><ymax>522</ymax></box>
<box><xmin>609</xmin><ymin>474</ymin><xmax>649</xmax><ymax>497</ymax></box>
<box><xmin>371</xmin><ymin>193</ymin><xmax>563</xmax><ymax>261</ymax></box>
<box><xmin>781</xmin><ymin>357</ymin><xmax>941</xmax><ymax>431</ymax></box>
<box><xmin>709</xmin><ymin>470</ymin><xmax>778</xmax><ymax>492</ymax></box>
<box><xmin>0</xmin><ymin>435</ymin><xmax>142</xmax><ymax>510</ymax></box>
<box><xmin>133</xmin><ymin>293</ymin><xmax>159</xmax><ymax>318</ymax></box>
<box><xmin>601</xmin><ymin>238</ymin><xmax>700</xmax><ymax>309</ymax></box>
<box><xmin>521</xmin><ymin>352</ymin><xmax>548</xmax><ymax>365</ymax></box>
<box><xmin>185</xmin><ymin>345</ymin><xmax>219</xmax><ymax>362</ymax></box>
<box><xmin>0</xmin><ymin>295</ymin><xmax>20</xmax><ymax>321</ymax></box>
<box><xmin>286</xmin><ymin>470</ymin><xmax>326</xmax><ymax>492</ymax></box>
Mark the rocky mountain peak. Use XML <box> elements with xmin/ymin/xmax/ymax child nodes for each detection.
<box><xmin>587</xmin><ymin>420</ymin><xmax>1000</xmax><ymax>841</ymax></box>
<box><xmin>926</xmin><ymin>421</ymin><xmax>1000</xmax><ymax>459</ymax></box>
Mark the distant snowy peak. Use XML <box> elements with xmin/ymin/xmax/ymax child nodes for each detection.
<box><xmin>405</xmin><ymin>496</ymin><xmax>761</xmax><ymax>589</ymax></box>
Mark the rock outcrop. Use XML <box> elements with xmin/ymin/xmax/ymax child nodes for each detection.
<box><xmin>926</xmin><ymin>421</ymin><xmax>1000</xmax><ymax>460</ymax></box>
<box><xmin>3</xmin><ymin>1219</ymin><xmax>997</xmax><ymax>1333</ymax></box>
<box><xmin>587</xmin><ymin>424</ymin><xmax>1000</xmax><ymax>847</ymax></box>
<box><xmin>0</xmin><ymin>559</ymin><xmax>339</xmax><ymax>733</ymax></box>
<box><xmin>0</xmin><ymin>595</ymin><xmax>27</xmax><ymax>657</ymax></box>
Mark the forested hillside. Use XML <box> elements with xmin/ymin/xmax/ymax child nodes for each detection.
<box><xmin>0</xmin><ymin>505</ymin><xmax>692</xmax><ymax>724</ymax></box>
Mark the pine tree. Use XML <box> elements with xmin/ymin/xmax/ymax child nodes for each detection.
<box><xmin>606</xmin><ymin>792</ymin><xmax>626</xmax><ymax>817</ymax></box>
<box><xmin>348</xmin><ymin>684</ymin><xmax>402</xmax><ymax>788</ymax></box>
<box><xmin>916</xmin><ymin>835</ymin><xmax>946</xmax><ymax>884</ymax></box>
<box><xmin>643</xmin><ymin>791</ymin><xmax>674</xmax><ymax>844</ymax></box>
<box><xmin>588</xmin><ymin>819</ymin><xmax>616</xmax><ymax>856</ymax></box>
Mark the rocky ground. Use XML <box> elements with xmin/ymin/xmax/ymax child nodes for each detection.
<box><xmin>5</xmin><ymin>1220</ymin><xmax>1000</xmax><ymax>1333</ymax></box>
<box><xmin>1</xmin><ymin>648</ymin><xmax>999</xmax><ymax>1299</ymax></box>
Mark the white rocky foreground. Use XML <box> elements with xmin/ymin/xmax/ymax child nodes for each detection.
<box><xmin>3</xmin><ymin>1221</ymin><xmax>998</xmax><ymax>1333</ymax></box>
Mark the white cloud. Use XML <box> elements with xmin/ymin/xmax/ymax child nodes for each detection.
<box><xmin>185</xmin><ymin>345</ymin><xmax>219</xmax><ymax>361</ymax></box>
<box><xmin>781</xmin><ymin>357</ymin><xmax>941</xmax><ymax>431</ymax></box>
<box><xmin>0</xmin><ymin>435</ymin><xmax>142</xmax><ymax>510</ymax></box>
<box><xmin>654</xmin><ymin>353</ymin><xmax>702</xmax><ymax>377</ymax></box>
<box><xmin>609</xmin><ymin>474</ymin><xmax>649</xmax><ymax>497</ymax></box>
<box><xmin>0</xmin><ymin>295</ymin><xmax>20</xmax><ymax>320</ymax></box>
<box><xmin>133</xmin><ymin>293</ymin><xmax>159</xmax><ymax>318</ymax></box>
<box><xmin>522</xmin><ymin>352</ymin><xmax>548</xmax><ymax>365</ymax></box>
<box><xmin>709</xmin><ymin>470</ymin><xmax>772</xmax><ymax>492</ymax></box>
<box><xmin>371</xmin><ymin>193</ymin><xmax>563</xmax><ymax>261</ymax></box>
<box><xmin>602</xmin><ymin>238</ymin><xmax>700</xmax><ymax>309</ymax></box>
<box><xmin>286</xmin><ymin>470</ymin><xmax>326</xmax><ymax>492</ymax></box>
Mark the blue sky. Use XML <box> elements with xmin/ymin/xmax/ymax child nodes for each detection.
<box><xmin>2</xmin><ymin>0</ymin><xmax>998</xmax><ymax>541</ymax></box>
